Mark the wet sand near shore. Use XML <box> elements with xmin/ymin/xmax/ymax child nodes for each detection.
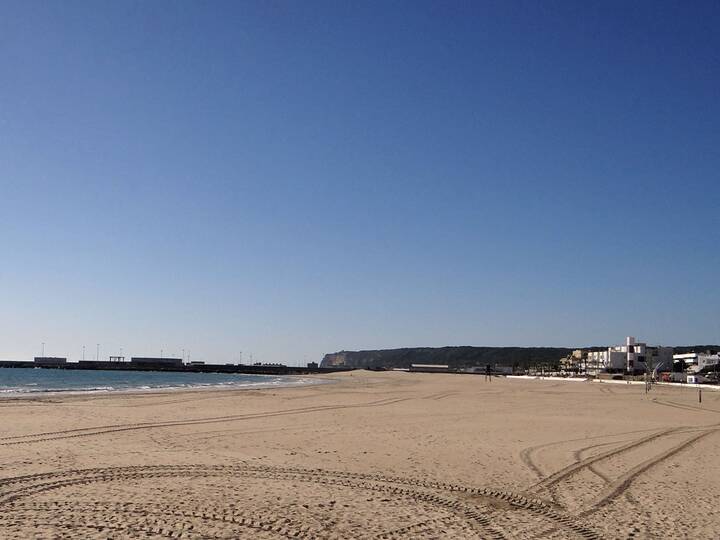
<box><xmin>1</xmin><ymin>370</ymin><xmax>718</xmax><ymax>539</ymax></box>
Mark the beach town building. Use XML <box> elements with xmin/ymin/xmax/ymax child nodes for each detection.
<box><xmin>583</xmin><ymin>338</ymin><xmax>673</xmax><ymax>375</ymax></box>
<box><xmin>641</xmin><ymin>346</ymin><xmax>675</xmax><ymax>375</ymax></box>
<box><xmin>560</xmin><ymin>349</ymin><xmax>587</xmax><ymax>372</ymax></box>
<box><xmin>673</xmin><ymin>352</ymin><xmax>719</xmax><ymax>373</ymax></box>
<box><xmin>585</xmin><ymin>349</ymin><xmax>625</xmax><ymax>375</ymax></box>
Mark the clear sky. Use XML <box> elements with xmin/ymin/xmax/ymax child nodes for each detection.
<box><xmin>1</xmin><ymin>1</ymin><xmax>718</xmax><ymax>364</ymax></box>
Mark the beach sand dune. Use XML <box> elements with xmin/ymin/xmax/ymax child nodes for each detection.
<box><xmin>1</xmin><ymin>371</ymin><xmax>718</xmax><ymax>539</ymax></box>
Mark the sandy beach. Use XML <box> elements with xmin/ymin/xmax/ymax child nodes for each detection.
<box><xmin>1</xmin><ymin>370</ymin><xmax>718</xmax><ymax>539</ymax></box>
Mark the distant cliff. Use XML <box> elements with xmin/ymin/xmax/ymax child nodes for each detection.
<box><xmin>321</xmin><ymin>346</ymin><xmax>577</xmax><ymax>370</ymax></box>
<box><xmin>321</xmin><ymin>345</ymin><xmax>720</xmax><ymax>370</ymax></box>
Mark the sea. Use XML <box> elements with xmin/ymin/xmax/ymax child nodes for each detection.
<box><xmin>0</xmin><ymin>368</ymin><xmax>319</xmax><ymax>396</ymax></box>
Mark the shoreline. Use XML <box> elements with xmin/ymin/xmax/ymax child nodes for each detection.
<box><xmin>0</xmin><ymin>373</ymin><xmax>330</xmax><ymax>401</ymax></box>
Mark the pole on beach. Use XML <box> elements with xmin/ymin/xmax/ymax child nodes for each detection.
<box><xmin>699</xmin><ymin>388</ymin><xmax>702</xmax><ymax>404</ymax></box>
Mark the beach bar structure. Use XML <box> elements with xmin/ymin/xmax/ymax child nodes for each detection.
<box><xmin>409</xmin><ymin>364</ymin><xmax>450</xmax><ymax>373</ymax></box>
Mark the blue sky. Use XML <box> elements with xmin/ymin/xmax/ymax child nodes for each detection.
<box><xmin>1</xmin><ymin>1</ymin><xmax>718</xmax><ymax>363</ymax></box>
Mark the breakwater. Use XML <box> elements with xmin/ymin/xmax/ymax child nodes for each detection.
<box><xmin>0</xmin><ymin>360</ymin><xmax>353</xmax><ymax>376</ymax></box>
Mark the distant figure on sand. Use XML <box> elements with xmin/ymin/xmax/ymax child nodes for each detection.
<box><xmin>485</xmin><ymin>364</ymin><xmax>492</xmax><ymax>382</ymax></box>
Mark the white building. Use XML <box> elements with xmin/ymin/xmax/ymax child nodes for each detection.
<box><xmin>586</xmin><ymin>349</ymin><xmax>625</xmax><ymax>374</ymax></box>
<box><xmin>673</xmin><ymin>352</ymin><xmax>719</xmax><ymax>373</ymax></box>
<box><xmin>585</xmin><ymin>337</ymin><xmax>673</xmax><ymax>375</ymax></box>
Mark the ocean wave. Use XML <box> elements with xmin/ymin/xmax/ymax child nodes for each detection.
<box><xmin>0</xmin><ymin>374</ymin><xmax>325</xmax><ymax>396</ymax></box>
<box><xmin>0</xmin><ymin>385</ymin><xmax>116</xmax><ymax>394</ymax></box>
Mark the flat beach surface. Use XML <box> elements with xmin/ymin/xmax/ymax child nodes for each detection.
<box><xmin>1</xmin><ymin>371</ymin><xmax>718</xmax><ymax>539</ymax></box>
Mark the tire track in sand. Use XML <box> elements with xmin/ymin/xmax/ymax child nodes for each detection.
<box><xmin>0</xmin><ymin>464</ymin><xmax>604</xmax><ymax>539</ymax></box>
<box><xmin>519</xmin><ymin>427</ymin><xmax>663</xmax><ymax>482</ymax></box>
<box><xmin>580</xmin><ymin>427</ymin><xmax>720</xmax><ymax>513</ymax></box>
<box><xmin>0</xmin><ymin>465</ymin><xmax>503</xmax><ymax>539</ymax></box>
<box><xmin>651</xmin><ymin>398</ymin><xmax>720</xmax><ymax>415</ymax></box>
<box><xmin>530</xmin><ymin>428</ymin><xmax>681</xmax><ymax>492</ymax></box>
<box><xmin>8</xmin><ymin>501</ymin><xmax>312</xmax><ymax>539</ymax></box>
<box><xmin>0</xmin><ymin>396</ymin><xmax>411</xmax><ymax>447</ymax></box>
